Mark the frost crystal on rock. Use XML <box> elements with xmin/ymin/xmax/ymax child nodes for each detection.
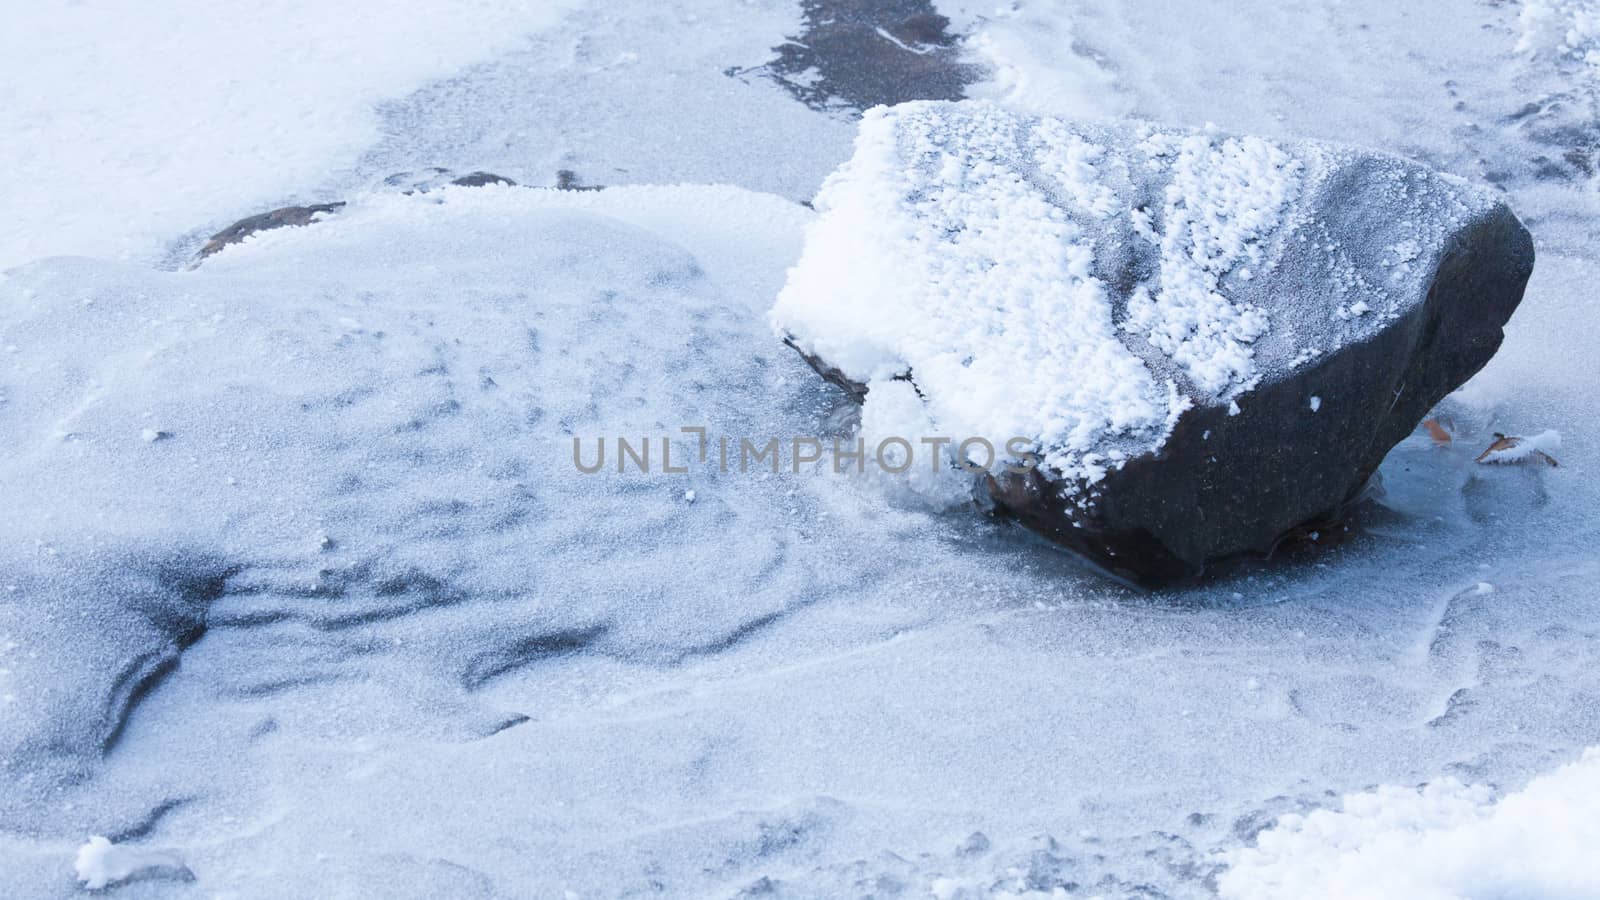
<box><xmin>1124</xmin><ymin>130</ymin><xmax>1300</xmax><ymax>395</ymax></box>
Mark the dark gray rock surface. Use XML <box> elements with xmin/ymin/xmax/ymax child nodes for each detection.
<box><xmin>729</xmin><ymin>0</ymin><xmax>981</xmax><ymax>112</ymax></box>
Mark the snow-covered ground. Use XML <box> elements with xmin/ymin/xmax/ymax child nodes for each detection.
<box><xmin>2</xmin><ymin>1</ymin><xmax>1599</xmax><ymax>897</ymax></box>
<box><xmin>0</xmin><ymin>0</ymin><xmax>589</xmax><ymax>270</ymax></box>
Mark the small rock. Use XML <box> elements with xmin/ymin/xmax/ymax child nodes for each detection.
<box><xmin>451</xmin><ymin>171</ymin><xmax>518</xmax><ymax>188</ymax></box>
<box><xmin>554</xmin><ymin>169</ymin><xmax>604</xmax><ymax>192</ymax></box>
<box><xmin>385</xmin><ymin>167</ymin><xmax>521</xmax><ymax>194</ymax></box>
<box><xmin>197</xmin><ymin>202</ymin><xmax>346</xmax><ymax>260</ymax></box>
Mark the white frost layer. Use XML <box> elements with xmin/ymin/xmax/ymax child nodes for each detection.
<box><xmin>0</xmin><ymin>183</ymin><xmax>816</xmax><ymax>781</ymax></box>
<box><xmin>74</xmin><ymin>836</ymin><xmax>186</xmax><ymax>890</ymax></box>
<box><xmin>1221</xmin><ymin>748</ymin><xmax>1600</xmax><ymax>900</ymax></box>
<box><xmin>0</xmin><ymin>0</ymin><xmax>583</xmax><ymax>269</ymax></box>
<box><xmin>1125</xmin><ymin>130</ymin><xmax>1301</xmax><ymax>394</ymax></box>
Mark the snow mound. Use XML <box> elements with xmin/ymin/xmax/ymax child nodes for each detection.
<box><xmin>1221</xmin><ymin>748</ymin><xmax>1600</xmax><ymax>900</ymax></box>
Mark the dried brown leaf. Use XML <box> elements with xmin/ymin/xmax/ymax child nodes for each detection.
<box><xmin>1422</xmin><ymin>418</ymin><xmax>1453</xmax><ymax>445</ymax></box>
<box><xmin>1476</xmin><ymin>433</ymin><xmax>1560</xmax><ymax>467</ymax></box>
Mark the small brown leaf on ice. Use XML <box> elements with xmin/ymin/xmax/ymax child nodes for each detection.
<box><xmin>1475</xmin><ymin>433</ymin><xmax>1516</xmax><ymax>461</ymax></box>
<box><xmin>1476</xmin><ymin>432</ymin><xmax>1560</xmax><ymax>467</ymax></box>
<box><xmin>1422</xmin><ymin>418</ymin><xmax>1452</xmax><ymax>445</ymax></box>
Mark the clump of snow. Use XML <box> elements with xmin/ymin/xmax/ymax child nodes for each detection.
<box><xmin>75</xmin><ymin>835</ymin><xmax>188</xmax><ymax>890</ymax></box>
<box><xmin>1388</xmin><ymin>239</ymin><xmax>1423</xmax><ymax>265</ymax></box>
<box><xmin>1336</xmin><ymin>300</ymin><xmax>1372</xmax><ymax>319</ymax></box>
<box><xmin>1221</xmin><ymin>748</ymin><xmax>1600</xmax><ymax>900</ymax></box>
<box><xmin>1031</xmin><ymin>118</ymin><xmax>1122</xmax><ymax>218</ymax></box>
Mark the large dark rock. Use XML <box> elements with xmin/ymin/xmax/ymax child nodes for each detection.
<box><xmin>773</xmin><ymin>101</ymin><xmax>1534</xmax><ymax>587</ymax></box>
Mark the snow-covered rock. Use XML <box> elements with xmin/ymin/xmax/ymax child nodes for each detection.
<box><xmin>773</xmin><ymin>101</ymin><xmax>1535</xmax><ymax>585</ymax></box>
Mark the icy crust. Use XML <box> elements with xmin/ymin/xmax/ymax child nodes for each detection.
<box><xmin>771</xmin><ymin>100</ymin><xmax>1503</xmax><ymax>488</ymax></box>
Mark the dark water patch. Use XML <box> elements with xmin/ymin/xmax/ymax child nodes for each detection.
<box><xmin>451</xmin><ymin>171</ymin><xmax>518</xmax><ymax>187</ymax></box>
<box><xmin>1454</xmin><ymin>84</ymin><xmax>1600</xmax><ymax>185</ymax></box>
<box><xmin>1514</xmin><ymin>95</ymin><xmax>1600</xmax><ymax>182</ymax></box>
<box><xmin>729</xmin><ymin>0</ymin><xmax>982</xmax><ymax>113</ymax></box>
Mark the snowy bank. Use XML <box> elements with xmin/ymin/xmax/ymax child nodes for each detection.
<box><xmin>1222</xmin><ymin>748</ymin><xmax>1600</xmax><ymax>900</ymax></box>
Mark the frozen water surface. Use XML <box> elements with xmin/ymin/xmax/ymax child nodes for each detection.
<box><xmin>2</xmin><ymin>1</ymin><xmax>1599</xmax><ymax>897</ymax></box>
